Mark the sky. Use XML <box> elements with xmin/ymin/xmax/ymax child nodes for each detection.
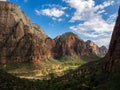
<box><xmin>1</xmin><ymin>0</ymin><xmax>120</xmax><ymax>47</ymax></box>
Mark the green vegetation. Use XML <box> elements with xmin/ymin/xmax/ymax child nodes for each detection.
<box><xmin>0</xmin><ymin>59</ymin><xmax>120</xmax><ymax>90</ymax></box>
<box><xmin>80</xmin><ymin>55</ymin><xmax>101</xmax><ymax>62</ymax></box>
<box><xmin>1</xmin><ymin>55</ymin><xmax>119</xmax><ymax>90</ymax></box>
<box><xmin>0</xmin><ymin>55</ymin><xmax>100</xmax><ymax>79</ymax></box>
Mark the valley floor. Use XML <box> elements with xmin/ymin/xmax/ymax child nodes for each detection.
<box><xmin>0</xmin><ymin>55</ymin><xmax>120</xmax><ymax>90</ymax></box>
<box><xmin>0</xmin><ymin>55</ymin><xmax>100</xmax><ymax>80</ymax></box>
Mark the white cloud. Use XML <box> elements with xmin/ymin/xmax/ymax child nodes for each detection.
<box><xmin>107</xmin><ymin>13</ymin><xmax>117</xmax><ymax>24</ymax></box>
<box><xmin>35</xmin><ymin>8</ymin><xmax>64</xmax><ymax>21</ymax></box>
<box><xmin>63</xmin><ymin>0</ymin><xmax>116</xmax><ymax>46</ymax></box>
<box><xmin>39</xmin><ymin>8</ymin><xmax>64</xmax><ymax>18</ymax></box>
<box><xmin>70</xmin><ymin>17</ymin><xmax>114</xmax><ymax>34</ymax></box>
<box><xmin>46</xmin><ymin>4</ymin><xmax>68</xmax><ymax>10</ymax></box>
<box><xmin>95</xmin><ymin>0</ymin><xmax>114</xmax><ymax>10</ymax></box>
<box><xmin>63</xmin><ymin>0</ymin><xmax>96</xmax><ymax>21</ymax></box>
<box><xmin>35</xmin><ymin>4</ymin><xmax>68</xmax><ymax>21</ymax></box>
<box><xmin>63</xmin><ymin>0</ymin><xmax>114</xmax><ymax>22</ymax></box>
<box><xmin>97</xmin><ymin>10</ymin><xmax>105</xmax><ymax>14</ymax></box>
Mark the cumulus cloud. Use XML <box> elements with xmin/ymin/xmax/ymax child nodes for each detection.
<box><xmin>63</xmin><ymin>0</ymin><xmax>114</xmax><ymax>22</ymax></box>
<box><xmin>70</xmin><ymin>17</ymin><xmax>115</xmax><ymax>37</ymax></box>
<box><xmin>35</xmin><ymin>5</ymin><xmax>67</xmax><ymax>21</ymax></box>
<box><xmin>35</xmin><ymin>8</ymin><xmax>64</xmax><ymax>18</ymax></box>
<box><xmin>63</xmin><ymin>0</ymin><xmax>116</xmax><ymax>47</ymax></box>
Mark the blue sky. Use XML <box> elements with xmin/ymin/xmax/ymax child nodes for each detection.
<box><xmin>1</xmin><ymin>0</ymin><xmax>120</xmax><ymax>47</ymax></box>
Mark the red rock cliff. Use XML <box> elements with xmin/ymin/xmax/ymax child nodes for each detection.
<box><xmin>54</xmin><ymin>32</ymin><xmax>89</xmax><ymax>58</ymax></box>
<box><xmin>105</xmin><ymin>7</ymin><xmax>120</xmax><ymax>71</ymax></box>
<box><xmin>0</xmin><ymin>1</ymin><xmax>107</xmax><ymax>64</ymax></box>
<box><xmin>86</xmin><ymin>40</ymin><xmax>100</xmax><ymax>55</ymax></box>
<box><xmin>0</xmin><ymin>1</ymin><xmax>51</xmax><ymax>63</ymax></box>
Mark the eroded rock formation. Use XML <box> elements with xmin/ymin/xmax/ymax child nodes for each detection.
<box><xmin>0</xmin><ymin>1</ymin><xmax>51</xmax><ymax>63</ymax></box>
<box><xmin>54</xmin><ymin>32</ymin><xmax>89</xmax><ymax>58</ymax></box>
<box><xmin>105</xmin><ymin>7</ymin><xmax>120</xmax><ymax>71</ymax></box>
<box><xmin>0</xmin><ymin>1</ymin><xmax>107</xmax><ymax>64</ymax></box>
<box><xmin>86</xmin><ymin>40</ymin><xmax>100</xmax><ymax>55</ymax></box>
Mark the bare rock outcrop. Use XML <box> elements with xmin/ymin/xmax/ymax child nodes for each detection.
<box><xmin>0</xmin><ymin>1</ymin><xmax>50</xmax><ymax>64</ymax></box>
<box><xmin>86</xmin><ymin>40</ymin><xmax>108</xmax><ymax>55</ymax></box>
<box><xmin>54</xmin><ymin>32</ymin><xmax>89</xmax><ymax>58</ymax></box>
<box><xmin>105</xmin><ymin>7</ymin><xmax>120</xmax><ymax>71</ymax></box>
<box><xmin>0</xmin><ymin>1</ymin><xmax>108</xmax><ymax>64</ymax></box>
<box><xmin>86</xmin><ymin>40</ymin><xmax>100</xmax><ymax>55</ymax></box>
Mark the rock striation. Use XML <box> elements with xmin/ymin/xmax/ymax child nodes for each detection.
<box><xmin>105</xmin><ymin>7</ymin><xmax>120</xmax><ymax>71</ymax></box>
<box><xmin>54</xmin><ymin>32</ymin><xmax>90</xmax><ymax>58</ymax></box>
<box><xmin>86</xmin><ymin>40</ymin><xmax>100</xmax><ymax>55</ymax></box>
<box><xmin>0</xmin><ymin>1</ymin><xmax>107</xmax><ymax>64</ymax></box>
<box><xmin>86</xmin><ymin>40</ymin><xmax>108</xmax><ymax>55</ymax></box>
<box><xmin>0</xmin><ymin>1</ymin><xmax>51</xmax><ymax>63</ymax></box>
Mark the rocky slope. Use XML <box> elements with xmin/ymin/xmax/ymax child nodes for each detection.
<box><xmin>105</xmin><ymin>7</ymin><xmax>120</xmax><ymax>71</ymax></box>
<box><xmin>0</xmin><ymin>1</ymin><xmax>51</xmax><ymax>63</ymax></box>
<box><xmin>53</xmin><ymin>33</ymin><xmax>107</xmax><ymax>58</ymax></box>
<box><xmin>86</xmin><ymin>40</ymin><xmax>100</xmax><ymax>55</ymax></box>
<box><xmin>0</xmin><ymin>1</ymin><xmax>107</xmax><ymax>64</ymax></box>
<box><xmin>54</xmin><ymin>32</ymin><xmax>89</xmax><ymax>58</ymax></box>
<box><xmin>86</xmin><ymin>40</ymin><xmax>108</xmax><ymax>55</ymax></box>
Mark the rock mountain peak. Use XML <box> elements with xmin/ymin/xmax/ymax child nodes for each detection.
<box><xmin>0</xmin><ymin>2</ymin><xmax>107</xmax><ymax>64</ymax></box>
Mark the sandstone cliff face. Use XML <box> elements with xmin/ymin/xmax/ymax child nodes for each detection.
<box><xmin>86</xmin><ymin>40</ymin><xmax>100</xmax><ymax>55</ymax></box>
<box><xmin>54</xmin><ymin>32</ymin><xmax>89</xmax><ymax>58</ymax></box>
<box><xmin>86</xmin><ymin>40</ymin><xmax>108</xmax><ymax>55</ymax></box>
<box><xmin>105</xmin><ymin>7</ymin><xmax>120</xmax><ymax>71</ymax></box>
<box><xmin>0</xmin><ymin>2</ymin><xmax>108</xmax><ymax>64</ymax></box>
<box><xmin>0</xmin><ymin>2</ymin><xmax>50</xmax><ymax>63</ymax></box>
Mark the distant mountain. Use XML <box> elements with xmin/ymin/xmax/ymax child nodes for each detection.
<box><xmin>99</xmin><ymin>46</ymin><xmax>108</xmax><ymax>55</ymax></box>
<box><xmin>0</xmin><ymin>2</ymin><xmax>119</xmax><ymax>90</ymax></box>
<box><xmin>0</xmin><ymin>2</ymin><xmax>106</xmax><ymax>64</ymax></box>
<box><xmin>86</xmin><ymin>40</ymin><xmax>108</xmax><ymax>55</ymax></box>
<box><xmin>86</xmin><ymin>40</ymin><xmax>100</xmax><ymax>55</ymax></box>
<box><xmin>105</xmin><ymin>7</ymin><xmax>120</xmax><ymax>71</ymax></box>
<box><xmin>53</xmin><ymin>32</ymin><xmax>89</xmax><ymax>58</ymax></box>
<box><xmin>53</xmin><ymin>32</ymin><xmax>108</xmax><ymax>58</ymax></box>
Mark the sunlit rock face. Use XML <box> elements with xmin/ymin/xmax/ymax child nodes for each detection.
<box><xmin>0</xmin><ymin>1</ymin><xmax>108</xmax><ymax>64</ymax></box>
<box><xmin>53</xmin><ymin>32</ymin><xmax>90</xmax><ymax>58</ymax></box>
<box><xmin>86</xmin><ymin>40</ymin><xmax>100</xmax><ymax>55</ymax></box>
<box><xmin>53</xmin><ymin>32</ymin><xmax>108</xmax><ymax>58</ymax></box>
<box><xmin>0</xmin><ymin>1</ymin><xmax>51</xmax><ymax>64</ymax></box>
<box><xmin>105</xmin><ymin>7</ymin><xmax>120</xmax><ymax>71</ymax></box>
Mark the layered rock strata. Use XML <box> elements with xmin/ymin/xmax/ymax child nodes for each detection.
<box><xmin>0</xmin><ymin>1</ymin><xmax>108</xmax><ymax>64</ymax></box>
<box><xmin>0</xmin><ymin>1</ymin><xmax>50</xmax><ymax>63</ymax></box>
